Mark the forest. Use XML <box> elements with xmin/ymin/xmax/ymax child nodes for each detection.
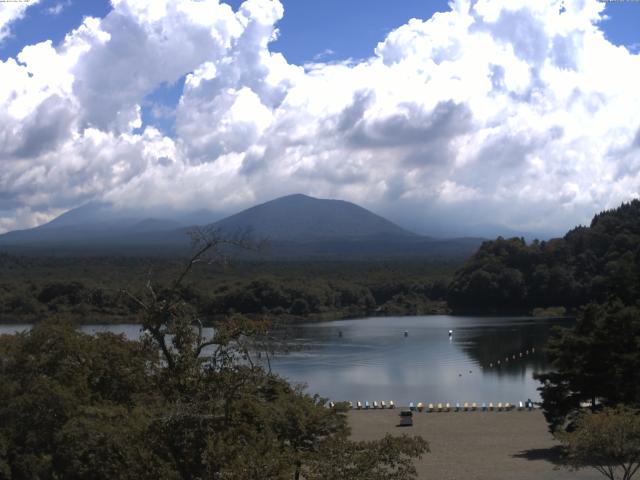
<box><xmin>0</xmin><ymin>256</ymin><xmax>453</xmax><ymax>324</ymax></box>
<box><xmin>2</xmin><ymin>201</ymin><xmax>640</xmax><ymax>324</ymax></box>
<box><xmin>447</xmin><ymin>200</ymin><xmax>640</xmax><ymax>313</ymax></box>
<box><xmin>0</xmin><ymin>240</ymin><xmax>428</xmax><ymax>479</ymax></box>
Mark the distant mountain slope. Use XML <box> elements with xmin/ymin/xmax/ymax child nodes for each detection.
<box><xmin>0</xmin><ymin>194</ymin><xmax>484</xmax><ymax>261</ymax></box>
<box><xmin>0</xmin><ymin>203</ymin><xmax>218</xmax><ymax>247</ymax></box>
<box><xmin>213</xmin><ymin>194</ymin><xmax>415</xmax><ymax>240</ymax></box>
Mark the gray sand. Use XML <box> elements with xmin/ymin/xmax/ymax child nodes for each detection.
<box><xmin>348</xmin><ymin>409</ymin><xmax>602</xmax><ymax>480</ymax></box>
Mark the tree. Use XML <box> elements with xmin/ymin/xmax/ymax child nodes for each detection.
<box><xmin>304</xmin><ymin>434</ymin><xmax>429</xmax><ymax>480</ymax></box>
<box><xmin>536</xmin><ymin>303</ymin><xmax>640</xmax><ymax>432</ymax></box>
<box><xmin>559</xmin><ymin>407</ymin><xmax>640</xmax><ymax>480</ymax></box>
<box><xmin>0</xmin><ymin>229</ymin><xmax>429</xmax><ymax>479</ymax></box>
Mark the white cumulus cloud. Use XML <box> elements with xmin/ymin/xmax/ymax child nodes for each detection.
<box><xmin>0</xmin><ymin>0</ymin><xmax>639</xmax><ymax>236</ymax></box>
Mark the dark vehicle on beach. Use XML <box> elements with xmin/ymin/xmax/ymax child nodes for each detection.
<box><xmin>399</xmin><ymin>410</ymin><xmax>414</xmax><ymax>427</ymax></box>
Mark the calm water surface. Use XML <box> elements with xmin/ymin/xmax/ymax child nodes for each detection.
<box><xmin>0</xmin><ymin>315</ymin><xmax>571</xmax><ymax>405</ymax></box>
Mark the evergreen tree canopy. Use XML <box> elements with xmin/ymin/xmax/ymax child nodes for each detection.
<box><xmin>536</xmin><ymin>303</ymin><xmax>640</xmax><ymax>433</ymax></box>
<box><xmin>448</xmin><ymin>200</ymin><xmax>640</xmax><ymax>312</ymax></box>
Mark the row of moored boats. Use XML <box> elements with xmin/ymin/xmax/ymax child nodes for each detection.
<box><xmin>328</xmin><ymin>400</ymin><xmax>535</xmax><ymax>411</ymax></box>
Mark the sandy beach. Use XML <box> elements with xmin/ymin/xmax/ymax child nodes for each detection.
<box><xmin>347</xmin><ymin>409</ymin><xmax>602</xmax><ymax>480</ymax></box>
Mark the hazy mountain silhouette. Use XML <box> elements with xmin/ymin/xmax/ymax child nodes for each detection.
<box><xmin>213</xmin><ymin>194</ymin><xmax>415</xmax><ymax>240</ymax></box>
<box><xmin>0</xmin><ymin>194</ymin><xmax>484</xmax><ymax>260</ymax></box>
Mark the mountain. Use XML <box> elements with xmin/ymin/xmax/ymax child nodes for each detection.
<box><xmin>0</xmin><ymin>203</ymin><xmax>218</xmax><ymax>249</ymax></box>
<box><xmin>213</xmin><ymin>194</ymin><xmax>414</xmax><ymax>240</ymax></box>
<box><xmin>0</xmin><ymin>194</ymin><xmax>484</xmax><ymax>260</ymax></box>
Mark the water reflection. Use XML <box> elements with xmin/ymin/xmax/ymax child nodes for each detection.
<box><xmin>269</xmin><ymin>315</ymin><xmax>572</xmax><ymax>404</ymax></box>
<box><xmin>0</xmin><ymin>316</ymin><xmax>572</xmax><ymax>404</ymax></box>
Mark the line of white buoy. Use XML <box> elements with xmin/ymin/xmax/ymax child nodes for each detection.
<box><xmin>487</xmin><ymin>347</ymin><xmax>536</xmax><ymax>368</ymax></box>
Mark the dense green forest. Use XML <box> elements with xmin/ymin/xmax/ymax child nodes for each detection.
<box><xmin>3</xmin><ymin>200</ymin><xmax>640</xmax><ymax>323</ymax></box>
<box><xmin>0</xmin><ymin>241</ymin><xmax>428</xmax><ymax>479</ymax></box>
<box><xmin>448</xmin><ymin>200</ymin><xmax>640</xmax><ymax>312</ymax></box>
<box><xmin>0</xmin><ymin>256</ymin><xmax>455</xmax><ymax>324</ymax></box>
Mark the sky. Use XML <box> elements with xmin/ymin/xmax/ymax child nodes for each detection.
<box><xmin>0</xmin><ymin>0</ymin><xmax>639</xmax><ymax>237</ymax></box>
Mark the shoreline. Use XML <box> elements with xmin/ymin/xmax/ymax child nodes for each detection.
<box><xmin>347</xmin><ymin>409</ymin><xmax>600</xmax><ymax>480</ymax></box>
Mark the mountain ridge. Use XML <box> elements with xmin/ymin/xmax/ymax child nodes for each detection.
<box><xmin>0</xmin><ymin>194</ymin><xmax>483</xmax><ymax>260</ymax></box>
<box><xmin>212</xmin><ymin>193</ymin><xmax>417</xmax><ymax>240</ymax></box>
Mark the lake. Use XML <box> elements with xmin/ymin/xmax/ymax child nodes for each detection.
<box><xmin>0</xmin><ymin>315</ymin><xmax>571</xmax><ymax>405</ymax></box>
